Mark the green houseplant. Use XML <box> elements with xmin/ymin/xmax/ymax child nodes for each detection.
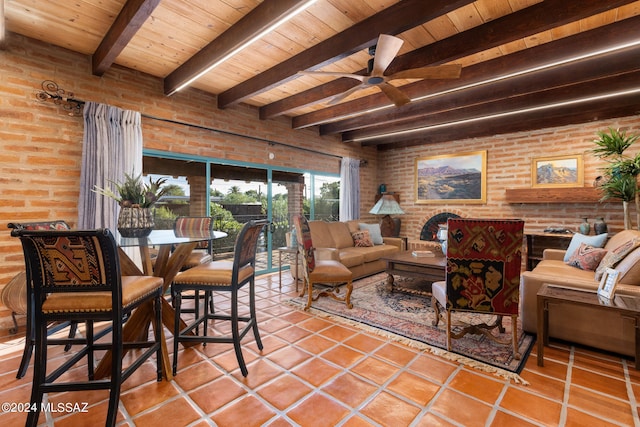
<box><xmin>94</xmin><ymin>173</ymin><xmax>168</xmax><ymax>236</ymax></box>
<box><xmin>592</xmin><ymin>128</ymin><xmax>640</xmax><ymax>229</ymax></box>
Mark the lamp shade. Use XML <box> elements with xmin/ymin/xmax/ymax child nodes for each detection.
<box><xmin>369</xmin><ymin>194</ymin><xmax>404</xmax><ymax>215</ymax></box>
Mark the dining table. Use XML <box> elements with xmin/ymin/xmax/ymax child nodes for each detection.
<box><xmin>94</xmin><ymin>228</ymin><xmax>227</xmax><ymax>381</ymax></box>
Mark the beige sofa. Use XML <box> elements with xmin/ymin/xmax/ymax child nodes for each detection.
<box><xmin>521</xmin><ymin>229</ymin><xmax>640</xmax><ymax>357</ymax></box>
<box><xmin>304</xmin><ymin>220</ymin><xmax>403</xmax><ymax>280</ymax></box>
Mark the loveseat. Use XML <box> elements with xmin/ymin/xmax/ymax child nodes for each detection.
<box><xmin>521</xmin><ymin>229</ymin><xmax>640</xmax><ymax>357</ymax></box>
<box><xmin>304</xmin><ymin>220</ymin><xmax>404</xmax><ymax>280</ymax></box>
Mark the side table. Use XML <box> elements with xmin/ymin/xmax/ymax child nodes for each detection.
<box><xmin>537</xmin><ymin>283</ymin><xmax>640</xmax><ymax>368</ymax></box>
<box><xmin>277</xmin><ymin>246</ymin><xmax>299</xmax><ymax>291</ymax></box>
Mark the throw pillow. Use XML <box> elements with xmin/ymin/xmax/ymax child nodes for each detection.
<box><xmin>358</xmin><ymin>223</ymin><xmax>384</xmax><ymax>245</ymax></box>
<box><xmin>352</xmin><ymin>230</ymin><xmax>374</xmax><ymax>247</ymax></box>
<box><xmin>565</xmin><ymin>243</ymin><xmax>608</xmax><ymax>271</ymax></box>
<box><xmin>595</xmin><ymin>237</ymin><xmax>640</xmax><ymax>280</ymax></box>
<box><xmin>563</xmin><ymin>232</ymin><xmax>608</xmax><ymax>262</ymax></box>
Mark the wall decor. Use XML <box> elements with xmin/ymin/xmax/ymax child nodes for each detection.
<box><xmin>531</xmin><ymin>154</ymin><xmax>583</xmax><ymax>188</ymax></box>
<box><xmin>415</xmin><ymin>150</ymin><xmax>487</xmax><ymax>204</ymax></box>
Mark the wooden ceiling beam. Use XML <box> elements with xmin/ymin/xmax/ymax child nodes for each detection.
<box><xmin>321</xmin><ymin>42</ymin><xmax>640</xmax><ymax>135</ymax></box>
<box><xmin>92</xmin><ymin>0</ymin><xmax>161</xmax><ymax>76</ymax></box>
<box><xmin>164</xmin><ymin>0</ymin><xmax>310</xmax><ymax>96</ymax></box>
<box><xmin>217</xmin><ymin>0</ymin><xmax>475</xmax><ymax>108</ymax></box>
<box><xmin>373</xmin><ymin>97</ymin><xmax>640</xmax><ymax>150</ymax></box>
<box><xmin>291</xmin><ymin>0</ymin><xmax>639</xmax><ymax>128</ymax></box>
<box><xmin>350</xmin><ymin>70</ymin><xmax>640</xmax><ymax>145</ymax></box>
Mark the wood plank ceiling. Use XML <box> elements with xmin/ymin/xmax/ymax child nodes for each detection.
<box><xmin>5</xmin><ymin>0</ymin><xmax>640</xmax><ymax>150</ymax></box>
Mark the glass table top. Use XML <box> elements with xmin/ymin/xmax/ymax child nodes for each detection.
<box><xmin>119</xmin><ymin>229</ymin><xmax>228</xmax><ymax>247</ymax></box>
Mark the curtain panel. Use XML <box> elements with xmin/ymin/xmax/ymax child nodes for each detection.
<box><xmin>78</xmin><ymin>102</ymin><xmax>143</xmax><ymax>232</ymax></box>
<box><xmin>339</xmin><ymin>157</ymin><xmax>360</xmax><ymax>221</ymax></box>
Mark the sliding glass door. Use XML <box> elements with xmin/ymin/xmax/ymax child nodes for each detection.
<box><xmin>142</xmin><ymin>152</ymin><xmax>337</xmax><ymax>275</ymax></box>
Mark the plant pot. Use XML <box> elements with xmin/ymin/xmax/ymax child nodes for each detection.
<box><xmin>118</xmin><ymin>207</ymin><xmax>154</xmax><ymax>237</ymax></box>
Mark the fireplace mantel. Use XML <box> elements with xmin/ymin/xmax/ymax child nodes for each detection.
<box><xmin>505</xmin><ymin>187</ymin><xmax>603</xmax><ymax>204</ymax></box>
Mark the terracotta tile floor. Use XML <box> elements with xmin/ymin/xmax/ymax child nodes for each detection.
<box><xmin>1</xmin><ymin>272</ymin><xmax>639</xmax><ymax>426</ymax></box>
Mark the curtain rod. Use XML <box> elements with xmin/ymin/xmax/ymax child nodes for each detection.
<box><xmin>35</xmin><ymin>79</ymin><xmax>346</xmax><ymax>161</ymax></box>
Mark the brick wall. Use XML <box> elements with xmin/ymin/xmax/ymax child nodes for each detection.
<box><xmin>375</xmin><ymin>116</ymin><xmax>640</xmax><ymax>239</ymax></box>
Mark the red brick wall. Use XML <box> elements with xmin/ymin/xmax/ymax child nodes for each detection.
<box><xmin>375</xmin><ymin>116</ymin><xmax>640</xmax><ymax>239</ymax></box>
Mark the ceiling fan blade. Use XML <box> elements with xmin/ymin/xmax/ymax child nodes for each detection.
<box><xmin>371</xmin><ymin>34</ymin><xmax>404</xmax><ymax>77</ymax></box>
<box><xmin>378</xmin><ymin>82</ymin><xmax>411</xmax><ymax>107</ymax></box>
<box><xmin>327</xmin><ymin>84</ymin><xmax>366</xmax><ymax>105</ymax></box>
<box><xmin>298</xmin><ymin>71</ymin><xmax>365</xmax><ymax>82</ymax></box>
<box><xmin>387</xmin><ymin>64</ymin><xmax>462</xmax><ymax>80</ymax></box>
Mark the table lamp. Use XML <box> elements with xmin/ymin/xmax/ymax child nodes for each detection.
<box><xmin>369</xmin><ymin>194</ymin><xmax>404</xmax><ymax>237</ymax></box>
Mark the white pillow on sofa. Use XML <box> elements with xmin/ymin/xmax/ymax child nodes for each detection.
<box><xmin>563</xmin><ymin>232</ymin><xmax>608</xmax><ymax>262</ymax></box>
<box><xmin>358</xmin><ymin>223</ymin><xmax>383</xmax><ymax>245</ymax></box>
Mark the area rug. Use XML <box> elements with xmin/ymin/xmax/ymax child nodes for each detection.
<box><xmin>287</xmin><ymin>273</ymin><xmax>534</xmax><ymax>383</ymax></box>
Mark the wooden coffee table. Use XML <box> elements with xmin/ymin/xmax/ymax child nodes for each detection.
<box><xmin>381</xmin><ymin>251</ymin><xmax>446</xmax><ymax>296</ymax></box>
<box><xmin>537</xmin><ymin>283</ymin><xmax>640</xmax><ymax>368</ymax></box>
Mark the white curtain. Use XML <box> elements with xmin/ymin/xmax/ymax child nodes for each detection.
<box><xmin>78</xmin><ymin>102</ymin><xmax>143</xmax><ymax>232</ymax></box>
<box><xmin>339</xmin><ymin>157</ymin><xmax>360</xmax><ymax>221</ymax></box>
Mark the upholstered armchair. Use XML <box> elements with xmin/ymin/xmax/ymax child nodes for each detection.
<box><xmin>293</xmin><ymin>215</ymin><xmax>353</xmax><ymax>310</ymax></box>
<box><xmin>432</xmin><ymin>218</ymin><xmax>525</xmax><ymax>358</ymax></box>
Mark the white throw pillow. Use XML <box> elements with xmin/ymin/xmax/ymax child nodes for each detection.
<box><xmin>563</xmin><ymin>232</ymin><xmax>608</xmax><ymax>262</ymax></box>
<box><xmin>358</xmin><ymin>223</ymin><xmax>383</xmax><ymax>245</ymax></box>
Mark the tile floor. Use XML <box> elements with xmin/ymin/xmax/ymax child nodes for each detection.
<box><xmin>0</xmin><ymin>272</ymin><xmax>639</xmax><ymax>426</ymax></box>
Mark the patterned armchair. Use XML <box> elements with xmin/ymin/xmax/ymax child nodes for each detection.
<box><xmin>432</xmin><ymin>218</ymin><xmax>525</xmax><ymax>359</ymax></box>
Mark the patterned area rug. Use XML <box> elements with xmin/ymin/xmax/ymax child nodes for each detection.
<box><xmin>288</xmin><ymin>273</ymin><xmax>534</xmax><ymax>383</ymax></box>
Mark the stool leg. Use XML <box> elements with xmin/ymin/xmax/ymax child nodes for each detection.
<box><xmin>249</xmin><ymin>278</ymin><xmax>263</xmax><ymax>351</ymax></box>
<box><xmin>172</xmin><ymin>288</ymin><xmax>182</xmax><ymax>377</ymax></box>
<box><xmin>231</xmin><ymin>288</ymin><xmax>248</xmax><ymax>377</ymax></box>
<box><xmin>26</xmin><ymin>321</ymin><xmax>47</xmax><ymax>427</ymax></box>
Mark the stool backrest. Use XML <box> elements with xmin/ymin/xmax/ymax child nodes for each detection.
<box><xmin>233</xmin><ymin>219</ymin><xmax>268</xmax><ymax>275</ymax></box>
<box><xmin>8</xmin><ymin>220</ymin><xmax>71</xmax><ymax>231</ymax></box>
<box><xmin>174</xmin><ymin>216</ymin><xmax>214</xmax><ymax>251</ymax></box>
<box><xmin>13</xmin><ymin>229</ymin><xmax>123</xmax><ymax>311</ymax></box>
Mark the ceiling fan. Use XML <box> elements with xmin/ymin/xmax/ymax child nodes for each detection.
<box><xmin>299</xmin><ymin>34</ymin><xmax>462</xmax><ymax>107</ymax></box>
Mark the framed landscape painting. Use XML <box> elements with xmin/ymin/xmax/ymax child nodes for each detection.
<box><xmin>415</xmin><ymin>150</ymin><xmax>487</xmax><ymax>204</ymax></box>
<box><xmin>531</xmin><ymin>154</ymin><xmax>583</xmax><ymax>188</ymax></box>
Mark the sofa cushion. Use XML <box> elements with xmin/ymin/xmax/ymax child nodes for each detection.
<box><xmin>328</xmin><ymin>221</ymin><xmax>354</xmax><ymax>249</ymax></box>
<box><xmin>352</xmin><ymin>229</ymin><xmax>374</xmax><ymax>247</ymax></box>
<box><xmin>359</xmin><ymin>223</ymin><xmax>383</xmax><ymax>245</ymax></box>
<box><xmin>565</xmin><ymin>243</ymin><xmax>607</xmax><ymax>271</ymax></box>
<box><xmin>595</xmin><ymin>237</ymin><xmax>640</xmax><ymax>280</ymax></box>
<box><xmin>528</xmin><ymin>260</ymin><xmax>600</xmax><ymax>289</ymax></box>
<box><xmin>309</xmin><ymin>221</ymin><xmax>334</xmax><ymax>249</ymax></box>
<box><xmin>345</xmin><ymin>220</ymin><xmax>361</xmax><ymax>234</ymax></box>
<box><xmin>563</xmin><ymin>233</ymin><xmax>608</xmax><ymax>262</ymax></box>
<box><xmin>357</xmin><ymin>244</ymin><xmax>398</xmax><ymax>263</ymax></box>
<box><xmin>337</xmin><ymin>248</ymin><xmax>365</xmax><ymax>268</ymax></box>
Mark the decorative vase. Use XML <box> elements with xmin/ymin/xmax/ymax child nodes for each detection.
<box><xmin>579</xmin><ymin>217</ymin><xmax>590</xmax><ymax>235</ymax></box>
<box><xmin>594</xmin><ymin>217</ymin><xmax>608</xmax><ymax>235</ymax></box>
<box><xmin>118</xmin><ymin>206</ymin><xmax>154</xmax><ymax>237</ymax></box>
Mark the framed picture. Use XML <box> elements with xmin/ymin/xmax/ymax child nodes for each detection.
<box><xmin>597</xmin><ymin>268</ymin><xmax>620</xmax><ymax>299</ymax></box>
<box><xmin>415</xmin><ymin>150</ymin><xmax>487</xmax><ymax>204</ymax></box>
<box><xmin>531</xmin><ymin>154</ymin><xmax>583</xmax><ymax>188</ymax></box>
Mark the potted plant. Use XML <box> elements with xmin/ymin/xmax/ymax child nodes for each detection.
<box><xmin>592</xmin><ymin>127</ymin><xmax>640</xmax><ymax>229</ymax></box>
<box><xmin>94</xmin><ymin>173</ymin><xmax>168</xmax><ymax>237</ymax></box>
